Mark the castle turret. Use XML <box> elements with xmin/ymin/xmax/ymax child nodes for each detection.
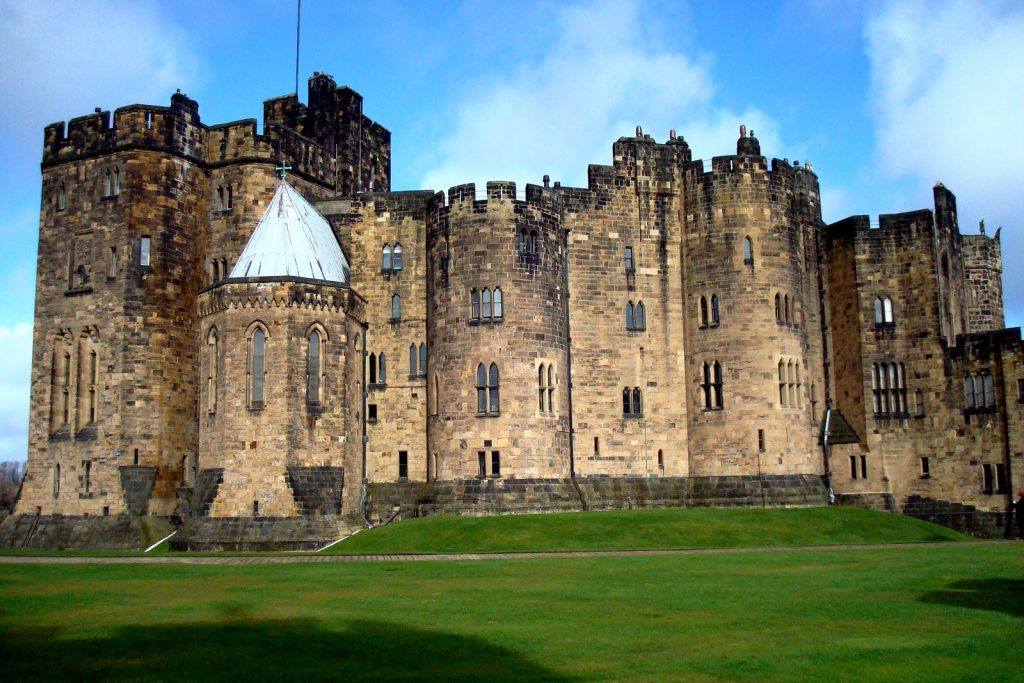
<box><xmin>426</xmin><ymin>183</ymin><xmax>570</xmax><ymax>480</ymax></box>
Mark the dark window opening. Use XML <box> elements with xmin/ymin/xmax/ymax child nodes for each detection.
<box><xmin>478</xmin><ymin>451</ymin><xmax>486</xmax><ymax>477</ymax></box>
<box><xmin>83</xmin><ymin>461</ymin><xmax>91</xmax><ymax>493</ymax></box>
<box><xmin>624</xmin><ymin>246</ymin><xmax>634</xmax><ymax>272</ymax></box>
<box><xmin>860</xmin><ymin>455</ymin><xmax>867</xmax><ymax>480</ymax></box>
<box><xmin>368</xmin><ymin>404</ymin><xmax>378</xmax><ymax>422</ymax></box>
<box><xmin>398</xmin><ymin>451</ymin><xmax>408</xmax><ymax>480</ymax></box>
<box><xmin>594</xmin><ymin>437</ymin><xmax>600</xmax><ymax>455</ymax></box>
<box><xmin>253</xmin><ymin>500</ymin><xmax>259</xmax><ymax>516</ymax></box>
<box><xmin>758</xmin><ymin>429</ymin><xmax>765</xmax><ymax>452</ymax></box>
<box><xmin>391</xmin><ymin>294</ymin><xmax>401</xmax><ymax>320</ymax></box>
<box><xmin>850</xmin><ymin>455</ymin><xmax>858</xmax><ymax>479</ymax></box>
<box><xmin>657</xmin><ymin>449</ymin><xmax>664</xmax><ymax>468</ymax></box>
<box><xmin>743</xmin><ymin>237</ymin><xmax>753</xmax><ymax>266</ymax></box>
<box><xmin>711</xmin><ymin>295</ymin><xmax>720</xmax><ymax>325</ymax></box>
<box><xmin>491</xmin><ymin>451</ymin><xmax>501</xmax><ymax>477</ymax></box>
<box><xmin>996</xmin><ymin>463</ymin><xmax>1007</xmax><ymax>494</ymax></box>
<box><xmin>983</xmin><ymin>463</ymin><xmax>994</xmax><ymax>494</ymax></box>
<box><xmin>623</xmin><ymin>387</ymin><xmax>643</xmax><ymax>416</ymax></box>
<box><xmin>921</xmin><ymin>456</ymin><xmax>930</xmax><ymax>478</ymax></box>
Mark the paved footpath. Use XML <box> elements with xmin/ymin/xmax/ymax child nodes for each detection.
<box><xmin>0</xmin><ymin>540</ymin><xmax>1013</xmax><ymax>565</ymax></box>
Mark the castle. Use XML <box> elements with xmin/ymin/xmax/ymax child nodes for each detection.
<box><xmin>2</xmin><ymin>72</ymin><xmax>1019</xmax><ymax>550</ymax></box>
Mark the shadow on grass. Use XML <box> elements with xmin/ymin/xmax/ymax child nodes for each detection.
<box><xmin>0</xmin><ymin>615</ymin><xmax>569</xmax><ymax>682</ymax></box>
<box><xmin>919</xmin><ymin>578</ymin><xmax>1024</xmax><ymax>618</ymax></box>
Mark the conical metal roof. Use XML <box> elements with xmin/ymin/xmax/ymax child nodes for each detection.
<box><xmin>230</xmin><ymin>181</ymin><xmax>349</xmax><ymax>283</ymax></box>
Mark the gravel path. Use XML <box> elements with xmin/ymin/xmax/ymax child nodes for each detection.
<box><xmin>0</xmin><ymin>540</ymin><xmax>1012</xmax><ymax>565</ymax></box>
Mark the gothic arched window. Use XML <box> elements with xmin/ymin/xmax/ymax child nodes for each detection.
<box><xmin>382</xmin><ymin>245</ymin><xmax>392</xmax><ymax>271</ymax></box>
<box><xmin>248</xmin><ymin>325</ymin><xmax>267</xmax><ymax>408</ymax></box>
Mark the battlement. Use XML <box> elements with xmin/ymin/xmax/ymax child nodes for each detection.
<box><xmin>429</xmin><ymin>181</ymin><xmax>561</xmax><ymax>214</ymax></box>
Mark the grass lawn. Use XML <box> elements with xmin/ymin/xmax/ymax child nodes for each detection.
<box><xmin>2</xmin><ymin>543</ymin><xmax>1022</xmax><ymax>681</ymax></box>
<box><xmin>327</xmin><ymin>507</ymin><xmax>969</xmax><ymax>555</ymax></box>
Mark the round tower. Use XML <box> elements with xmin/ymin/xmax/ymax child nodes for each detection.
<box><xmin>681</xmin><ymin>137</ymin><xmax>824</xmax><ymax>478</ymax></box>
<box><xmin>426</xmin><ymin>182</ymin><xmax>570</xmax><ymax>480</ymax></box>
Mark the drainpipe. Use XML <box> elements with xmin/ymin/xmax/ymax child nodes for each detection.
<box><xmin>822</xmin><ymin>406</ymin><xmax>834</xmax><ymax>504</ymax></box>
<box><xmin>561</xmin><ymin>216</ymin><xmax>576</xmax><ymax>479</ymax></box>
<box><xmin>358</xmin><ymin>320</ymin><xmax>371</xmax><ymax>527</ymax></box>
<box><xmin>996</xmin><ymin>340</ymin><xmax>1014</xmax><ymax>537</ymax></box>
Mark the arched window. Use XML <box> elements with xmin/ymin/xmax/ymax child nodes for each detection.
<box><xmin>872</xmin><ymin>363</ymin><xmax>882</xmax><ymax>414</ymax></box>
<box><xmin>626</xmin><ymin>302</ymin><xmax>635</xmax><ymax>330</ymax></box>
<box><xmin>477</xmin><ymin>364</ymin><xmax>487</xmax><ymax>413</ymax></box>
<box><xmin>538</xmin><ymin>364</ymin><xmax>547</xmax><ymax>411</ymax></box>
<box><xmin>432</xmin><ymin>374</ymin><xmax>439</xmax><ymax>416</ymax></box>
<box><xmin>410</xmin><ymin>344</ymin><xmax>418</xmax><ymax>376</ymax></box>
<box><xmin>482</xmin><ymin>288</ymin><xmax>492</xmax><ymax>318</ymax></box>
<box><xmin>702</xmin><ymin>363</ymin><xmax>712</xmax><ymax>409</ymax></box>
<box><xmin>635</xmin><ymin>302</ymin><xmax>646</xmax><ymax>330</ymax></box>
<box><xmin>493</xmin><ymin>288</ymin><xmax>503</xmax><ymax>319</ymax></box>
<box><xmin>983</xmin><ymin>373</ymin><xmax>995</xmax><ymax>408</ymax></box>
<box><xmin>775</xmin><ymin>293</ymin><xmax>782</xmax><ymax>321</ymax></box>
<box><xmin>883</xmin><ymin>297</ymin><xmax>894</xmax><ymax>323</ymax></box>
<box><xmin>518</xmin><ymin>229</ymin><xmax>527</xmax><ymax>253</ymax></box>
<box><xmin>711</xmin><ymin>295</ymin><xmax>720</xmax><ymax>325</ymax></box>
<box><xmin>393</xmin><ymin>244</ymin><xmax>403</xmax><ymax>271</ymax></box>
<box><xmin>887</xmin><ymin>363</ymin><xmax>898</xmax><ymax>414</ymax></box>
<box><xmin>700</xmin><ymin>297</ymin><xmax>708</xmax><ymax>327</ymax></box>
<box><xmin>657</xmin><ymin>449</ymin><xmax>664</xmax><ymax>468</ymax></box>
<box><xmin>379</xmin><ymin>353</ymin><xmax>386</xmax><ymax>384</ymax></box>
<box><xmin>874</xmin><ymin>297</ymin><xmax>884</xmax><ymax>324</ymax></box>
<box><xmin>622</xmin><ymin>387</ymin><xmax>632</xmax><ymax>415</ymax></box>
<box><xmin>547</xmin><ymin>365</ymin><xmax>554</xmax><ymax>412</ymax></box>
<box><xmin>419</xmin><ymin>343</ymin><xmax>427</xmax><ymax>376</ymax></box>
<box><xmin>787</xmin><ymin>361</ymin><xmax>796</xmax><ymax>407</ymax></box>
<box><xmin>779</xmin><ymin>360</ymin><xmax>787</xmax><ymax>406</ymax></box>
<box><xmin>784</xmin><ymin>295</ymin><xmax>791</xmax><ymax>322</ymax></box>
<box><xmin>897</xmin><ymin>363</ymin><xmax>907</xmax><ymax>414</ymax></box>
<box><xmin>207</xmin><ymin>328</ymin><xmax>218</xmax><ymax>414</ymax></box>
<box><xmin>62</xmin><ymin>351</ymin><xmax>71</xmax><ymax>425</ymax></box>
<box><xmin>713</xmin><ymin>362</ymin><xmax>724</xmax><ymax>408</ymax></box>
<box><xmin>529</xmin><ymin>230</ymin><xmax>538</xmax><ymax>253</ymax></box>
<box><xmin>488</xmin><ymin>363</ymin><xmax>500</xmax><ymax>413</ymax></box>
<box><xmin>632</xmin><ymin>387</ymin><xmax>643</xmax><ymax>415</ymax></box>
<box><xmin>249</xmin><ymin>326</ymin><xmax>266</xmax><ymax>408</ymax></box>
<box><xmin>57</xmin><ymin>183</ymin><xmax>66</xmax><ymax>210</ymax></box>
<box><xmin>103</xmin><ymin>169</ymin><xmax>112</xmax><ymax>197</ymax></box>
<box><xmin>743</xmin><ymin>237</ymin><xmax>753</xmax><ymax>266</ymax></box>
<box><xmin>471</xmin><ymin>289</ymin><xmax>480</xmax><ymax>320</ymax></box>
<box><xmin>87</xmin><ymin>349</ymin><xmax>98</xmax><ymax>423</ymax></box>
<box><xmin>795</xmin><ymin>365</ymin><xmax>802</xmax><ymax>407</ymax></box>
<box><xmin>382</xmin><ymin>245</ymin><xmax>392</xmax><ymax>271</ymax></box>
<box><xmin>307</xmin><ymin>329</ymin><xmax>322</xmax><ymax>404</ymax></box>
<box><xmin>369</xmin><ymin>352</ymin><xmax>377</xmax><ymax>384</ymax></box>
<box><xmin>112</xmin><ymin>167</ymin><xmax>120</xmax><ymax>195</ymax></box>
<box><xmin>391</xmin><ymin>294</ymin><xmax>401</xmax><ymax>320</ymax></box>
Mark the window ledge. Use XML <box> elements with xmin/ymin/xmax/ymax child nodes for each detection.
<box><xmin>626</xmin><ymin>327</ymin><xmax>646</xmax><ymax>333</ymax></box>
<box><xmin>306</xmin><ymin>402</ymin><xmax>324</xmax><ymax>415</ymax></box>
<box><xmin>248</xmin><ymin>401</ymin><xmax>264</xmax><ymax>413</ymax></box>
<box><xmin>100</xmin><ymin>194</ymin><xmax>120</xmax><ymax>202</ymax></box>
<box><xmin>214</xmin><ymin>208</ymin><xmax>234</xmax><ymax>216</ymax></box>
<box><xmin>476</xmin><ymin>412</ymin><xmax>501</xmax><ymax>418</ymax></box>
<box><xmin>468</xmin><ymin>318</ymin><xmax>504</xmax><ymax>326</ymax></box>
<box><xmin>874</xmin><ymin>322</ymin><xmax>896</xmax><ymax>330</ymax></box>
<box><xmin>366</xmin><ymin>417</ymin><xmax>377</xmax><ymax>424</ymax></box>
<box><xmin>368</xmin><ymin>383</ymin><xmax>387</xmax><ymax>390</ymax></box>
<box><xmin>623</xmin><ymin>413</ymin><xmax>644</xmax><ymax>419</ymax></box>
<box><xmin>920</xmin><ymin>473</ymin><xmax>930</xmax><ymax>480</ymax></box>
<box><xmin>702</xmin><ymin>407</ymin><xmax>724</xmax><ymax>412</ymax></box>
<box><xmin>64</xmin><ymin>286</ymin><xmax>93</xmax><ymax>297</ymax></box>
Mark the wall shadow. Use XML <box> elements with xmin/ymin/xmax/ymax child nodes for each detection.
<box><xmin>919</xmin><ymin>578</ymin><xmax>1024</xmax><ymax>618</ymax></box>
<box><xmin>0</xmin><ymin>616</ymin><xmax>570</xmax><ymax>682</ymax></box>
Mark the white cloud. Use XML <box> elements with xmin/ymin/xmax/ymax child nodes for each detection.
<box><xmin>0</xmin><ymin>0</ymin><xmax>202</xmax><ymax>148</ymax></box>
<box><xmin>865</xmin><ymin>0</ymin><xmax>1024</xmax><ymax>324</ymax></box>
<box><xmin>0</xmin><ymin>323</ymin><xmax>32</xmax><ymax>461</ymax></box>
<box><xmin>420</xmin><ymin>0</ymin><xmax>781</xmax><ymax>194</ymax></box>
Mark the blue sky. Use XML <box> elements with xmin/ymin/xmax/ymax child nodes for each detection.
<box><xmin>0</xmin><ymin>0</ymin><xmax>1022</xmax><ymax>461</ymax></box>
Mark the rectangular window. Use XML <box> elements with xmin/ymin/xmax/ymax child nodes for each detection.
<box><xmin>478</xmin><ymin>451</ymin><xmax>486</xmax><ymax>478</ymax></box>
<box><xmin>996</xmin><ymin>463</ymin><xmax>1007</xmax><ymax>494</ymax></box>
<box><xmin>253</xmin><ymin>500</ymin><xmax>259</xmax><ymax>516</ymax></box>
<box><xmin>139</xmin><ymin>236</ymin><xmax>151</xmax><ymax>267</ymax></box>
<box><xmin>982</xmin><ymin>463</ymin><xmax>994</xmax><ymax>494</ymax></box>
<box><xmin>83</xmin><ymin>461</ymin><xmax>91</xmax><ymax>493</ymax></box>
<box><xmin>367</xmin><ymin>404</ymin><xmax>378</xmax><ymax>422</ymax></box>
<box><xmin>491</xmin><ymin>451</ymin><xmax>501</xmax><ymax>477</ymax></box>
<box><xmin>850</xmin><ymin>455</ymin><xmax>858</xmax><ymax>479</ymax></box>
<box><xmin>860</xmin><ymin>455</ymin><xmax>867</xmax><ymax>480</ymax></box>
<box><xmin>398</xmin><ymin>451</ymin><xmax>408</xmax><ymax>480</ymax></box>
<box><xmin>109</xmin><ymin>246</ymin><xmax>117</xmax><ymax>278</ymax></box>
<box><xmin>594</xmin><ymin>437</ymin><xmax>599</xmax><ymax>455</ymax></box>
<box><xmin>757</xmin><ymin>429</ymin><xmax>765</xmax><ymax>453</ymax></box>
<box><xmin>920</xmin><ymin>456</ymin><xmax>930</xmax><ymax>478</ymax></box>
<box><xmin>624</xmin><ymin>246</ymin><xmax>634</xmax><ymax>272</ymax></box>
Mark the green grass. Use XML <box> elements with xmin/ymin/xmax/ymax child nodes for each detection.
<box><xmin>1</xmin><ymin>543</ymin><xmax>1022</xmax><ymax>681</ymax></box>
<box><xmin>327</xmin><ymin>507</ymin><xmax>969</xmax><ymax>555</ymax></box>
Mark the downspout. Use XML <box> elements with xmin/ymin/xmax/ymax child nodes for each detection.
<box><xmin>358</xmin><ymin>320</ymin><xmax>371</xmax><ymax>527</ymax></box>
<box><xmin>996</xmin><ymin>340</ymin><xmax>1014</xmax><ymax>537</ymax></box>
<box><xmin>561</xmin><ymin>217</ymin><xmax>576</xmax><ymax>479</ymax></box>
<box><xmin>822</xmin><ymin>407</ymin><xmax>834</xmax><ymax>504</ymax></box>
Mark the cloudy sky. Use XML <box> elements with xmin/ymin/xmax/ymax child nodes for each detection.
<box><xmin>0</xmin><ymin>0</ymin><xmax>1022</xmax><ymax>461</ymax></box>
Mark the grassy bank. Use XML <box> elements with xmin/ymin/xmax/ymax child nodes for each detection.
<box><xmin>328</xmin><ymin>506</ymin><xmax>968</xmax><ymax>555</ymax></box>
